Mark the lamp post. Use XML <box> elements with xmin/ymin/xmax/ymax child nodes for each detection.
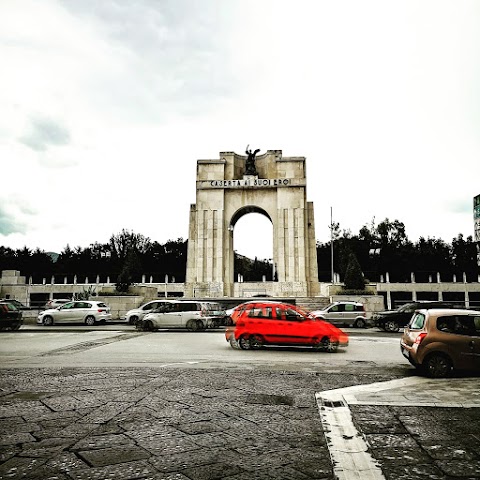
<box><xmin>330</xmin><ymin>207</ymin><xmax>334</xmax><ymax>284</ymax></box>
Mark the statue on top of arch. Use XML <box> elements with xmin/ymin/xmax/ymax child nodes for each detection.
<box><xmin>245</xmin><ymin>145</ymin><xmax>260</xmax><ymax>176</ymax></box>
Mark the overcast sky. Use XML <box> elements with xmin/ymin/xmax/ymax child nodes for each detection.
<box><xmin>1</xmin><ymin>0</ymin><xmax>479</xmax><ymax>261</ymax></box>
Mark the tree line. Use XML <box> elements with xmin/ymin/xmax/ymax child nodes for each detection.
<box><xmin>317</xmin><ymin>218</ymin><xmax>479</xmax><ymax>283</ymax></box>
<box><xmin>0</xmin><ymin>219</ymin><xmax>478</xmax><ymax>287</ymax></box>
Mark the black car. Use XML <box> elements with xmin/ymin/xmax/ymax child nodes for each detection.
<box><xmin>0</xmin><ymin>301</ymin><xmax>23</xmax><ymax>331</ymax></box>
<box><xmin>374</xmin><ymin>301</ymin><xmax>464</xmax><ymax>332</ymax></box>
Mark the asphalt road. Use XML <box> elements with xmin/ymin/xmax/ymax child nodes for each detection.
<box><xmin>0</xmin><ymin>327</ymin><xmax>411</xmax><ymax>373</ymax></box>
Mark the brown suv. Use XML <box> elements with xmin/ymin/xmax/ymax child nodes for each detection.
<box><xmin>401</xmin><ymin>308</ymin><xmax>480</xmax><ymax>377</ymax></box>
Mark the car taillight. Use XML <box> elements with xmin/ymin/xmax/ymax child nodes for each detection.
<box><xmin>414</xmin><ymin>333</ymin><xmax>427</xmax><ymax>345</ymax></box>
<box><xmin>98</xmin><ymin>309</ymin><xmax>105</xmax><ymax>313</ymax></box>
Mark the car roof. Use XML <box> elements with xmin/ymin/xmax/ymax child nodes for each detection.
<box><xmin>419</xmin><ymin>308</ymin><xmax>480</xmax><ymax>316</ymax></box>
<box><xmin>332</xmin><ymin>301</ymin><xmax>362</xmax><ymax>305</ymax></box>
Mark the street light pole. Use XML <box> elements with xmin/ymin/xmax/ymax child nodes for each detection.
<box><xmin>330</xmin><ymin>206</ymin><xmax>334</xmax><ymax>284</ymax></box>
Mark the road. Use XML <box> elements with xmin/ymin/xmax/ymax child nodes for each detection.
<box><xmin>0</xmin><ymin>326</ymin><xmax>411</xmax><ymax>374</ymax></box>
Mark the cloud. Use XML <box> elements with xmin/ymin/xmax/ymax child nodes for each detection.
<box><xmin>20</xmin><ymin>115</ymin><xmax>71</xmax><ymax>152</ymax></box>
<box><xmin>0</xmin><ymin>204</ymin><xmax>27</xmax><ymax>235</ymax></box>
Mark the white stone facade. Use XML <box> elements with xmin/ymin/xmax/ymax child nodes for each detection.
<box><xmin>185</xmin><ymin>150</ymin><xmax>320</xmax><ymax>298</ymax></box>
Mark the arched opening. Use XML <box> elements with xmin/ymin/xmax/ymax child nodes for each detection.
<box><xmin>230</xmin><ymin>207</ymin><xmax>274</xmax><ymax>282</ymax></box>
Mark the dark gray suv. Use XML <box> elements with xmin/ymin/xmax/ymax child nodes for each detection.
<box><xmin>374</xmin><ymin>301</ymin><xmax>464</xmax><ymax>332</ymax></box>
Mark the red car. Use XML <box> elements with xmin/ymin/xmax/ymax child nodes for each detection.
<box><xmin>225</xmin><ymin>302</ymin><xmax>348</xmax><ymax>352</ymax></box>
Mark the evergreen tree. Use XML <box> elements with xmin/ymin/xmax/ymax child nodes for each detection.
<box><xmin>343</xmin><ymin>252</ymin><xmax>365</xmax><ymax>290</ymax></box>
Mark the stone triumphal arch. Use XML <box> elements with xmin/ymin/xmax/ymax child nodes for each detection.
<box><xmin>185</xmin><ymin>150</ymin><xmax>320</xmax><ymax>298</ymax></box>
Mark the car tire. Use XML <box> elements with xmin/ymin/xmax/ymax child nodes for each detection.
<box><xmin>238</xmin><ymin>335</ymin><xmax>251</xmax><ymax>350</ymax></box>
<box><xmin>144</xmin><ymin>320</ymin><xmax>155</xmax><ymax>331</ymax></box>
<box><xmin>43</xmin><ymin>316</ymin><xmax>54</xmax><ymax>326</ymax></box>
<box><xmin>187</xmin><ymin>319</ymin><xmax>198</xmax><ymax>332</ymax></box>
<box><xmin>422</xmin><ymin>353</ymin><xmax>452</xmax><ymax>378</ymax></box>
<box><xmin>229</xmin><ymin>334</ymin><xmax>240</xmax><ymax>349</ymax></box>
<box><xmin>320</xmin><ymin>336</ymin><xmax>338</xmax><ymax>353</ymax></box>
<box><xmin>354</xmin><ymin>318</ymin><xmax>366</xmax><ymax>328</ymax></box>
<box><xmin>384</xmin><ymin>320</ymin><xmax>400</xmax><ymax>332</ymax></box>
<box><xmin>129</xmin><ymin>315</ymin><xmax>138</xmax><ymax>325</ymax></box>
<box><xmin>11</xmin><ymin>324</ymin><xmax>21</xmax><ymax>331</ymax></box>
<box><xmin>249</xmin><ymin>335</ymin><xmax>264</xmax><ymax>350</ymax></box>
<box><xmin>85</xmin><ymin>316</ymin><xmax>96</xmax><ymax>326</ymax></box>
<box><xmin>196</xmin><ymin>320</ymin><xmax>205</xmax><ymax>331</ymax></box>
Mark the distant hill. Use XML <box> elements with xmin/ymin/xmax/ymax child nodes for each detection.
<box><xmin>46</xmin><ymin>252</ymin><xmax>59</xmax><ymax>263</ymax></box>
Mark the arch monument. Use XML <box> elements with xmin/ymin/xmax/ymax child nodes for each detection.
<box><xmin>185</xmin><ymin>149</ymin><xmax>320</xmax><ymax>298</ymax></box>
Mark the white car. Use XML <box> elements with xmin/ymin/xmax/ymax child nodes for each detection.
<box><xmin>124</xmin><ymin>300</ymin><xmax>178</xmax><ymax>325</ymax></box>
<box><xmin>138</xmin><ymin>301</ymin><xmax>215</xmax><ymax>331</ymax></box>
<box><xmin>37</xmin><ymin>301</ymin><xmax>112</xmax><ymax>326</ymax></box>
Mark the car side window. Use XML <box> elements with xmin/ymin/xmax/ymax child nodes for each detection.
<box><xmin>344</xmin><ymin>304</ymin><xmax>354</xmax><ymax>312</ymax></box>
<box><xmin>285</xmin><ymin>308</ymin><xmax>303</xmax><ymax>321</ymax></box>
<box><xmin>437</xmin><ymin>317</ymin><xmax>455</xmax><ymax>333</ymax></box>
<box><xmin>247</xmin><ymin>307</ymin><xmax>263</xmax><ymax>318</ymax></box>
<box><xmin>75</xmin><ymin>302</ymin><xmax>90</xmax><ymax>309</ymax></box>
<box><xmin>143</xmin><ymin>303</ymin><xmax>154</xmax><ymax>311</ymax></box>
<box><xmin>473</xmin><ymin>316</ymin><xmax>480</xmax><ymax>336</ymax></box>
<box><xmin>61</xmin><ymin>302</ymin><xmax>75</xmax><ymax>310</ymax></box>
<box><xmin>453</xmin><ymin>317</ymin><xmax>475</xmax><ymax>336</ymax></box>
<box><xmin>329</xmin><ymin>305</ymin><xmax>339</xmax><ymax>312</ymax></box>
<box><xmin>437</xmin><ymin>316</ymin><xmax>476</xmax><ymax>336</ymax></box>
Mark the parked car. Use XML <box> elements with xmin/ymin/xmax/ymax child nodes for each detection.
<box><xmin>0</xmin><ymin>301</ymin><xmax>23</xmax><ymax>331</ymax></box>
<box><xmin>203</xmin><ymin>302</ymin><xmax>228</xmax><ymax>327</ymax></box>
<box><xmin>0</xmin><ymin>299</ymin><xmax>31</xmax><ymax>310</ymax></box>
<box><xmin>44</xmin><ymin>299</ymin><xmax>71</xmax><ymax>310</ymax></box>
<box><xmin>309</xmin><ymin>301</ymin><xmax>370</xmax><ymax>328</ymax></box>
<box><xmin>400</xmin><ymin>308</ymin><xmax>480</xmax><ymax>378</ymax></box>
<box><xmin>37</xmin><ymin>301</ymin><xmax>112</xmax><ymax>326</ymax></box>
<box><xmin>374</xmin><ymin>301</ymin><xmax>463</xmax><ymax>332</ymax></box>
<box><xmin>137</xmin><ymin>301</ymin><xmax>216</xmax><ymax>331</ymax></box>
<box><xmin>124</xmin><ymin>300</ymin><xmax>178</xmax><ymax>325</ymax></box>
<box><xmin>225</xmin><ymin>301</ymin><xmax>349</xmax><ymax>352</ymax></box>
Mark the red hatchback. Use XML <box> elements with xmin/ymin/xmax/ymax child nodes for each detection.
<box><xmin>225</xmin><ymin>302</ymin><xmax>348</xmax><ymax>352</ymax></box>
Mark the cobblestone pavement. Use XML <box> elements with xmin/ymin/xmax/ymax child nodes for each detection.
<box><xmin>0</xmin><ymin>367</ymin><xmax>479</xmax><ymax>479</ymax></box>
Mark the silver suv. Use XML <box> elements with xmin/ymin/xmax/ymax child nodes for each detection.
<box><xmin>310</xmin><ymin>301</ymin><xmax>370</xmax><ymax>328</ymax></box>
<box><xmin>137</xmin><ymin>301</ymin><xmax>215</xmax><ymax>331</ymax></box>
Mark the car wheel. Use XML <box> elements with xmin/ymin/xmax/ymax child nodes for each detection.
<box><xmin>85</xmin><ymin>316</ymin><xmax>96</xmax><ymax>326</ymax></box>
<box><xmin>229</xmin><ymin>334</ymin><xmax>240</xmax><ymax>349</ymax></box>
<box><xmin>384</xmin><ymin>320</ymin><xmax>400</xmax><ymax>332</ymax></box>
<box><xmin>43</xmin><ymin>316</ymin><xmax>54</xmax><ymax>326</ymax></box>
<box><xmin>129</xmin><ymin>315</ymin><xmax>138</xmax><ymax>325</ymax></box>
<box><xmin>11</xmin><ymin>324</ymin><xmax>21</xmax><ymax>331</ymax></box>
<box><xmin>144</xmin><ymin>320</ymin><xmax>155</xmax><ymax>331</ymax></box>
<box><xmin>187</xmin><ymin>319</ymin><xmax>198</xmax><ymax>331</ymax></box>
<box><xmin>320</xmin><ymin>336</ymin><xmax>338</xmax><ymax>353</ymax></box>
<box><xmin>249</xmin><ymin>335</ymin><xmax>264</xmax><ymax>350</ymax></box>
<box><xmin>422</xmin><ymin>353</ymin><xmax>452</xmax><ymax>378</ymax></box>
<box><xmin>196</xmin><ymin>320</ymin><xmax>205</xmax><ymax>331</ymax></box>
<box><xmin>354</xmin><ymin>318</ymin><xmax>366</xmax><ymax>328</ymax></box>
<box><xmin>238</xmin><ymin>335</ymin><xmax>252</xmax><ymax>350</ymax></box>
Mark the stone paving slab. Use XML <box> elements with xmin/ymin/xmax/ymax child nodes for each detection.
<box><xmin>0</xmin><ymin>367</ymin><xmax>478</xmax><ymax>479</ymax></box>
